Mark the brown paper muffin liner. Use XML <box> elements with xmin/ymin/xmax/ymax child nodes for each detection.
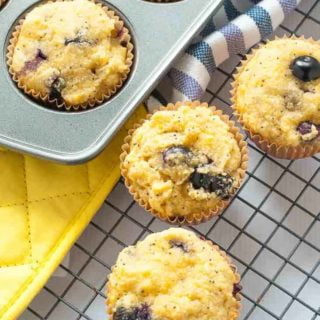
<box><xmin>6</xmin><ymin>0</ymin><xmax>134</xmax><ymax>111</ymax></box>
<box><xmin>0</xmin><ymin>0</ymin><xmax>7</xmax><ymax>8</ymax></box>
<box><xmin>231</xmin><ymin>35</ymin><xmax>320</xmax><ymax>159</ymax></box>
<box><xmin>105</xmin><ymin>234</ymin><xmax>242</xmax><ymax>320</ymax></box>
<box><xmin>120</xmin><ymin>101</ymin><xmax>248</xmax><ymax>225</ymax></box>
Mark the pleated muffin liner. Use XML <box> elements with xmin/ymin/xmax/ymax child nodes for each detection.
<box><xmin>231</xmin><ymin>35</ymin><xmax>320</xmax><ymax>159</ymax></box>
<box><xmin>6</xmin><ymin>0</ymin><xmax>134</xmax><ymax>111</ymax></box>
<box><xmin>120</xmin><ymin>101</ymin><xmax>248</xmax><ymax>225</ymax></box>
<box><xmin>105</xmin><ymin>233</ymin><xmax>242</xmax><ymax>320</ymax></box>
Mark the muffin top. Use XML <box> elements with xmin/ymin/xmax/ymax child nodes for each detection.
<box><xmin>10</xmin><ymin>0</ymin><xmax>131</xmax><ymax>106</ymax></box>
<box><xmin>108</xmin><ymin>228</ymin><xmax>240</xmax><ymax>320</ymax></box>
<box><xmin>235</xmin><ymin>38</ymin><xmax>320</xmax><ymax>147</ymax></box>
<box><xmin>123</xmin><ymin>104</ymin><xmax>242</xmax><ymax>219</ymax></box>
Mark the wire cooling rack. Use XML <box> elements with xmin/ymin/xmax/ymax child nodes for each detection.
<box><xmin>21</xmin><ymin>1</ymin><xmax>320</xmax><ymax>319</ymax></box>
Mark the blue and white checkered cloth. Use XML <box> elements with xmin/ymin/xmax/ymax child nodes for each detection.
<box><xmin>148</xmin><ymin>0</ymin><xmax>301</xmax><ymax>109</ymax></box>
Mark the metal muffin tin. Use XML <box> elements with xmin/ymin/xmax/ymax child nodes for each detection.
<box><xmin>0</xmin><ymin>0</ymin><xmax>223</xmax><ymax>164</ymax></box>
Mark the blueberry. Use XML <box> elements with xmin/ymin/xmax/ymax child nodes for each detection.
<box><xmin>22</xmin><ymin>49</ymin><xmax>47</xmax><ymax>74</ymax></box>
<box><xmin>135</xmin><ymin>304</ymin><xmax>151</xmax><ymax>320</ymax></box>
<box><xmin>169</xmin><ymin>239</ymin><xmax>188</xmax><ymax>253</ymax></box>
<box><xmin>114</xmin><ymin>307</ymin><xmax>133</xmax><ymax>320</ymax></box>
<box><xmin>36</xmin><ymin>49</ymin><xmax>47</xmax><ymax>60</ymax></box>
<box><xmin>297</xmin><ymin>121</ymin><xmax>313</xmax><ymax>135</ymax></box>
<box><xmin>114</xmin><ymin>305</ymin><xmax>151</xmax><ymax>320</ymax></box>
<box><xmin>64</xmin><ymin>36</ymin><xmax>92</xmax><ymax>45</ymax></box>
<box><xmin>190</xmin><ymin>171</ymin><xmax>233</xmax><ymax>199</ymax></box>
<box><xmin>190</xmin><ymin>171</ymin><xmax>212</xmax><ymax>190</ymax></box>
<box><xmin>290</xmin><ymin>56</ymin><xmax>320</xmax><ymax>82</ymax></box>
<box><xmin>49</xmin><ymin>77</ymin><xmax>66</xmax><ymax>102</ymax></box>
<box><xmin>297</xmin><ymin>121</ymin><xmax>320</xmax><ymax>141</ymax></box>
<box><xmin>233</xmin><ymin>283</ymin><xmax>242</xmax><ymax>297</ymax></box>
<box><xmin>297</xmin><ymin>121</ymin><xmax>316</xmax><ymax>135</ymax></box>
<box><xmin>163</xmin><ymin>146</ymin><xmax>191</xmax><ymax>165</ymax></box>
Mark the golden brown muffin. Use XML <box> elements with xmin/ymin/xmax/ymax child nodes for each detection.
<box><xmin>233</xmin><ymin>37</ymin><xmax>320</xmax><ymax>158</ymax></box>
<box><xmin>107</xmin><ymin>228</ymin><xmax>241</xmax><ymax>320</ymax></box>
<box><xmin>121</xmin><ymin>101</ymin><xmax>248</xmax><ymax>224</ymax></box>
<box><xmin>8</xmin><ymin>0</ymin><xmax>133</xmax><ymax>109</ymax></box>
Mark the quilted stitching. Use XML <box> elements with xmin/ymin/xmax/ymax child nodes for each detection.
<box><xmin>25</xmin><ymin>157</ymin><xmax>90</xmax><ymax>202</ymax></box>
<box><xmin>0</xmin><ymin>152</ymin><xmax>26</xmax><ymax>207</ymax></box>
<box><xmin>0</xmin><ymin>106</ymin><xmax>146</xmax><ymax>319</ymax></box>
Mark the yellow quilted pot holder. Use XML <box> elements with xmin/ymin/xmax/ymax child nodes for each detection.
<box><xmin>0</xmin><ymin>106</ymin><xmax>146</xmax><ymax>320</ymax></box>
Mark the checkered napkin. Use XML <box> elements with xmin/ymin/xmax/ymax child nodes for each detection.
<box><xmin>148</xmin><ymin>0</ymin><xmax>302</xmax><ymax>109</ymax></box>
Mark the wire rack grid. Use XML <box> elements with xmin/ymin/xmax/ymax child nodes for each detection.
<box><xmin>21</xmin><ymin>1</ymin><xmax>320</xmax><ymax>319</ymax></box>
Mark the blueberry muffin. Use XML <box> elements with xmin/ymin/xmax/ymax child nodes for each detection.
<box><xmin>120</xmin><ymin>101</ymin><xmax>248</xmax><ymax>224</ymax></box>
<box><xmin>232</xmin><ymin>37</ymin><xmax>320</xmax><ymax>158</ymax></box>
<box><xmin>7</xmin><ymin>0</ymin><xmax>133</xmax><ymax>109</ymax></box>
<box><xmin>107</xmin><ymin>228</ymin><xmax>241</xmax><ymax>320</ymax></box>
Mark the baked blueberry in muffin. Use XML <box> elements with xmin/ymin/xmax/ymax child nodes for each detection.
<box><xmin>290</xmin><ymin>55</ymin><xmax>320</xmax><ymax>82</ymax></box>
<box><xmin>163</xmin><ymin>145</ymin><xmax>234</xmax><ymax>199</ymax></box>
<box><xmin>114</xmin><ymin>304</ymin><xmax>151</xmax><ymax>320</ymax></box>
